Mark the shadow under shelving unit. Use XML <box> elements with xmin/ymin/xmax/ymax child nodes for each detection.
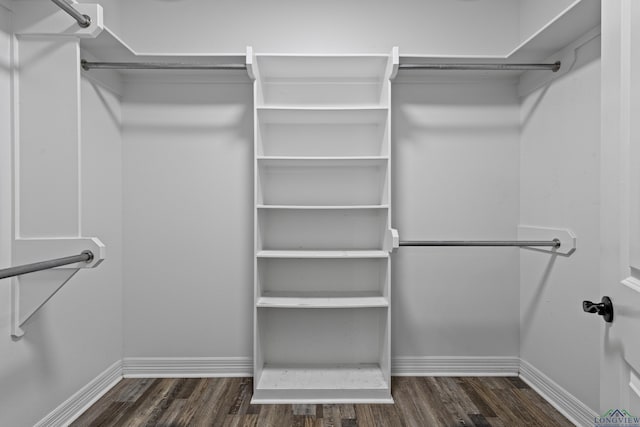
<box><xmin>249</xmin><ymin>52</ymin><xmax>398</xmax><ymax>403</ymax></box>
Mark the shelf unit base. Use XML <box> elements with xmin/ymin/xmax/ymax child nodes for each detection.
<box><xmin>250</xmin><ymin>395</ymin><xmax>395</xmax><ymax>405</ymax></box>
<box><xmin>252</xmin><ymin>364</ymin><xmax>393</xmax><ymax>404</ymax></box>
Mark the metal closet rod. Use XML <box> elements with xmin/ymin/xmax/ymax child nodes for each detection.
<box><xmin>399</xmin><ymin>239</ymin><xmax>561</xmax><ymax>248</ymax></box>
<box><xmin>399</xmin><ymin>61</ymin><xmax>561</xmax><ymax>72</ymax></box>
<box><xmin>80</xmin><ymin>60</ymin><xmax>560</xmax><ymax>72</ymax></box>
<box><xmin>81</xmin><ymin>60</ymin><xmax>247</xmax><ymax>71</ymax></box>
<box><xmin>50</xmin><ymin>0</ymin><xmax>91</xmax><ymax>28</ymax></box>
<box><xmin>0</xmin><ymin>251</ymin><xmax>94</xmax><ymax>280</ymax></box>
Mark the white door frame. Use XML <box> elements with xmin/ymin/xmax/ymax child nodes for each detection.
<box><xmin>600</xmin><ymin>0</ymin><xmax>640</xmax><ymax>416</ymax></box>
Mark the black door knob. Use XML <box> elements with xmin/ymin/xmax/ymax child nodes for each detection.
<box><xmin>582</xmin><ymin>296</ymin><xmax>613</xmax><ymax>323</ymax></box>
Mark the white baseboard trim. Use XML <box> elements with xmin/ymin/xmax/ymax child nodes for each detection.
<box><xmin>122</xmin><ymin>357</ymin><xmax>253</xmax><ymax>378</ymax></box>
<box><xmin>35</xmin><ymin>360</ymin><xmax>123</xmax><ymax>427</ymax></box>
<box><xmin>35</xmin><ymin>356</ymin><xmax>598</xmax><ymax>427</ymax></box>
<box><xmin>392</xmin><ymin>356</ymin><xmax>520</xmax><ymax>376</ymax></box>
<box><xmin>519</xmin><ymin>359</ymin><xmax>598</xmax><ymax>427</ymax></box>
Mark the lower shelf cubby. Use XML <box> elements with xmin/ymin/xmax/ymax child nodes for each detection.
<box><xmin>252</xmin><ymin>364</ymin><xmax>391</xmax><ymax>403</ymax></box>
<box><xmin>256</xmin><ymin>208</ymin><xmax>389</xmax><ymax>250</ymax></box>
<box><xmin>253</xmin><ymin>307</ymin><xmax>391</xmax><ymax>403</ymax></box>
<box><xmin>256</xmin><ymin>108</ymin><xmax>389</xmax><ymax>157</ymax></box>
<box><xmin>257</xmin><ymin>158</ymin><xmax>388</xmax><ymax>206</ymax></box>
<box><xmin>257</xmin><ymin>257</ymin><xmax>389</xmax><ymax>302</ymax></box>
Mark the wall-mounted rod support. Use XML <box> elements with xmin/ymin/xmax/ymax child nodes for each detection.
<box><xmin>399</xmin><ymin>239</ymin><xmax>561</xmax><ymax>248</ymax></box>
<box><xmin>0</xmin><ymin>251</ymin><xmax>94</xmax><ymax>280</ymax></box>
<box><xmin>81</xmin><ymin>60</ymin><xmax>247</xmax><ymax>71</ymax></box>
<box><xmin>399</xmin><ymin>61</ymin><xmax>561</xmax><ymax>72</ymax></box>
<box><xmin>50</xmin><ymin>0</ymin><xmax>91</xmax><ymax>28</ymax></box>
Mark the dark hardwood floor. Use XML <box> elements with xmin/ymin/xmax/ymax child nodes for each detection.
<box><xmin>71</xmin><ymin>376</ymin><xmax>574</xmax><ymax>426</ymax></box>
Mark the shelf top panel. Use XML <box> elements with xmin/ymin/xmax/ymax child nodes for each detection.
<box><xmin>397</xmin><ymin>0</ymin><xmax>600</xmax><ymax>79</ymax></box>
<box><xmin>507</xmin><ymin>0</ymin><xmax>600</xmax><ymax>63</ymax></box>
<box><xmin>81</xmin><ymin>27</ymin><xmax>246</xmax><ymax>64</ymax></box>
<box><xmin>80</xmin><ymin>26</ymin><xmax>249</xmax><ymax>81</ymax></box>
<box><xmin>256</xmin><ymin>55</ymin><xmax>390</xmax><ymax>81</ymax></box>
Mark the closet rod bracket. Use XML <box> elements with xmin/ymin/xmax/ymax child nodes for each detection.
<box><xmin>10</xmin><ymin>237</ymin><xmax>106</xmax><ymax>338</ymax></box>
<box><xmin>50</xmin><ymin>0</ymin><xmax>92</xmax><ymax>28</ymax></box>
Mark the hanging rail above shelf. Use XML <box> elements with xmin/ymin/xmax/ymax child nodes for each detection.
<box><xmin>80</xmin><ymin>60</ymin><xmax>559</xmax><ymax>73</ymax></box>
<box><xmin>80</xmin><ymin>60</ymin><xmax>247</xmax><ymax>71</ymax></box>
<box><xmin>398</xmin><ymin>62</ymin><xmax>561</xmax><ymax>72</ymax></box>
<box><xmin>399</xmin><ymin>240</ymin><xmax>561</xmax><ymax>248</ymax></box>
<box><xmin>0</xmin><ymin>251</ymin><xmax>94</xmax><ymax>280</ymax></box>
<box><xmin>50</xmin><ymin>0</ymin><xmax>91</xmax><ymax>28</ymax></box>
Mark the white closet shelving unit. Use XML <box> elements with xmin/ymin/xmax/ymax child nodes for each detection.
<box><xmin>249</xmin><ymin>51</ymin><xmax>398</xmax><ymax>403</ymax></box>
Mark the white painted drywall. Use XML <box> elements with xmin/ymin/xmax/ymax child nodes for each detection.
<box><xmin>392</xmin><ymin>79</ymin><xmax>521</xmax><ymax>358</ymax></box>
<box><xmin>0</xmin><ymin>6</ymin><xmax>124</xmax><ymax>423</ymax></box>
<box><xmin>113</xmin><ymin>0</ymin><xmax>519</xmax><ymax>55</ymax></box>
<box><xmin>121</xmin><ymin>76</ymin><xmax>521</xmax><ymax>361</ymax></box>
<box><xmin>519</xmin><ymin>34</ymin><xmax>601</xmax><ymax>411</ymax></box>
<box><xmin>122</xmin><ymin>80</ymin><xmax>254</xmax><ymax>357</ymax></box>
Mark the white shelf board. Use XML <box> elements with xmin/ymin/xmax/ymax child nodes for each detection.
<box><xmin>255</xmin><ymin>53</ymin><xmax>390</xmax><ymax>58</ymax></box>
<box><xmin>258</xmin><ymin>157</ymin><xmax>388</xmax><ymax>168</ymax></box>
<box><xmin>257</xmin><ymin>204</ymin><xmax>389</xmax><ymax>210</ymax></box>
<box><xmin>258</xmin><ymin>156</ymin><xmax>387</xmax><ymax>161</ymax></box>
<box><xmin>397</xmin><ymin>0</ymin><xmax>600</xmax><ymax>78</ymax></box>
<box><xmin>257</xmin><ymin>106</ymin><xmax>388</xmax><ymax>111</ymax></box>
<box><xmin>257</xmin><ymin>250</ymin><xmax>388</xmax><ymax>259</ymax></box>
<box><xmin>80</xmin><ymin>26</ymin><xmax>249</xmax><ymax>82</ymax></box>
<box><xmin>256</xmin><ymin>55</ymin><xmax>389</xmax><ymax>80</ymax></box>
<box><xmin>80</xmin><ymin>26</ymin><xmax>246</xmax><ymax>64</ymax></box>
<box><xmin>256</xmin><ymin>364</ymin><xmax>388</xmax><ymax>391</ymax></box>
<box><xmin>257</xmin><ymin>291</ymin><xmax>388</xmax><ymax>308</ymax></box>
<box><xmin>507</xmin><ymin>0</ymin><xmax>600</xmax><ymax>62</ymax></box>
<box><xmin>257</xmin><ymin>107</ymin><xmax>388</xmax><ymax>125</ymax></box>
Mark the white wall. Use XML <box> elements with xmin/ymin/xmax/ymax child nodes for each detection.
<box><xmin>519</xmin><ymin>35</ymin><xmax>601</xmax><ymax>411</ymax></box>
<box><xmin>0</xmin><ymin>5</ymin><xmax>124</xmax><ymax>423</ymax></box>
<box><xmin>392</xmin><ymin>79</ymin><xmax>521</xmax><ymax>358</ymax></box>
<box><xmin>122</xmin><ymin>79</ymin><xmax>254</xmax><ymax>357</ymax></box>
<box><xmin>120</xmin><ymin>76</ymin><xmax>521</xmax><ymax>361</ymax></box>
<box><xmin>113</xmin><ymin>0</ymin><xmax>519</xmax><ymax>55</ymax></box>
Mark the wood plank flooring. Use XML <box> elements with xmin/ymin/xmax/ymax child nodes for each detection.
<box><xmin>71</xmin><ymin>377</ymin><xmax>574</xmax><ymax>426</ymax></box>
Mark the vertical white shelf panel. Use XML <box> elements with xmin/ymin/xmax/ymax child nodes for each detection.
<box><xmin>250</xmin><ymin>50</ymin><xmax>397</xmax><ymax>404</ymax></box>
